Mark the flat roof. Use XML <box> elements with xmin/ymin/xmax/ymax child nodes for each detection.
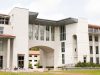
<box><xmin>33</xmin><ymin>17</ymin><xmax>78</xmax><ymax>26</ymax></box>
<box><xmin>29</xmin><ymin>12</ymin><xmax>78</xmax><ymax>26</ymax></box>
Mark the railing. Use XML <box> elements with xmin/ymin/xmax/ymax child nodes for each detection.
<box><xmin>88</xmin><ymin>28</ymin><xmax>100</xmax><ymax>33</ymax></box>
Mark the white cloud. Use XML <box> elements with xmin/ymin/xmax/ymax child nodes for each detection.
<box><xmin>85</xmin><ymin>0</ymin><xmax>100</xmax><ymax>17</ymax></box>
<box><xmin>28</xmin><ymin>0</ymin><xmax>62</xmax><ymax>12</ymax></box>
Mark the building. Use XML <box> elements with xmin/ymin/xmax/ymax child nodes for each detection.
<box><xmin>0</xmin><ymin>7</ymin><xmax>100</xmax><ymax>69</ymax></box>
<box><xmin>29</xmin><ymin>51</ymin><xmax>40</xmax><ymax>69</ymax></box>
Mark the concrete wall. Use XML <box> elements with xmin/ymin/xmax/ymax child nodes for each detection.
<box><xmin>76</xmin><ymin>18</ymin><xmax>89</xmax><ymax>62</ymax></box>
<box><xmin>9</xmin><ymin>7</ymin><xmax>29</xmax><ymax>69</ymax></box>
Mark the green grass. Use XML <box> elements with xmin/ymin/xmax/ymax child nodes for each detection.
<box><xmin>0</xmin><ymin>70</ymin><xmax>100</xmax><ymax>75</ymax></box>
<box><xmin>64</xmin><ymin>70</ymin><xmax>100</xmax><ymax>75</ymax></box>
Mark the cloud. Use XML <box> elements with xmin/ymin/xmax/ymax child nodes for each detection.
<box><xmin>85</xmin><ymin>0</ymin><xmax>100</xmax><ymax>17</ymax></box>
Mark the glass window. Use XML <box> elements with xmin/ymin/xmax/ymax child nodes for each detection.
<box><xmin>0</xmin><ymin>27</ymin><xmax>4</xmax><ymax>34</ymax></box>
<box><xmin>0</xmin><ymin>40</ymin><xmax>3</xmax><ymax>51</ymax></box>
<box><xmin>51</xmin><ymin>26</ymin><xmax>55</xmax><ymax>41</ymax></box>
<box><xmin>62</xmin><ymin>54</ymin><xmax>65</xmax><ymax>64</ymax></box>
<box><xmin>34</xmin><ymin>60</ymin><xmax>37</xmax><ymax>62</ymax></box>
<box><xmin>0</xmin><ymin>56</ymin><xmax>3</xmax><ymax>69</ymax></box>
<box><xmin>33</xmin><ymin>25</ymin><xmax>39</xmax><ymax>40</ymax></box>
<box><xmin>90</xmin><ymin>57</ymin><xmax>93</xmax><ymax>63</ymax></box>
<box><xmin>29</xmin><ymin>60</ymin><xmax>32</xmax><ymax>62</ymax></box>
<box><xmin>46</xmin><ymin>26</ymin><xmax>50</xmax><ymax>41</ymax></box>
<box><xmin>34</xmin><ymin>55</ymin><xmax>37</xmax><ymax>57</ymax></box>
<box><xmin>18</xmin><ymin>55</ymin><xmax>24</xmax><ymax>68</ymax></box>
<box><xmin>29</xmin><ymin>24</ymin><xmax>33</xmax><ymax>40</ymax></box>
<box><xmin>96</xmin><ymin>46</ymin><xmax>99</xmax><ymax>54</ymax></box>
<box><xmin>61</xmin><ymin>42</ymin><xmax>65</xmax><ymax>52</ymax></box>
<box><xmin>60</xmin><ymin>26</ymin><xmax>66</xmax><ymax>41</ymax></box>
<box><xmin>89</xmin><ymin>35</ymin><xmax>92</xmax><ymax>41</ymax></box>
<box><xmin>96</xmin><ymin>57</ymin><xmax>99</xmax><ymax>64</ymax></box>
<box><xmin>83</xmin><ymin>56</ymin><xmax>86</xmax><ymax>63</ymax></box>
<box><xmin>90</xmin><ymin>46</ymin><xmax>93</xmax><ymax>54</ymax></box>
<box><xmin>95</xmin><ymin>36</ymin><xmax>98</xmax><ymax>42</ymax></box>
<box><xmin>40</xmin><ymin>26</ymin><xmax>44</xmax><ymax>40</ymax></box>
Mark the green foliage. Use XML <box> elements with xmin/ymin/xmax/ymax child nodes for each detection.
<box><xmin>75</xmin><ymin>62</ymin><xmax>100</xmax><ymax>67</ymax></box>
<box><xmin>35</xmin><ymin>62</ymin><xmax>42</xmax><ymax>68</ymax></box>
<box><xmin>29</xmin><ymin>47</ymin><xmax>39</xmax><ymax>51</ymax></box>
<box><xmin>46</xmin><ymin>66</ymin><xmax>54</xmax><ymax>68</ymax></box>
<box><xmin>28</xmin><ymin>63</ymin><xmax>33</xmax><ymax>68</ymax></box>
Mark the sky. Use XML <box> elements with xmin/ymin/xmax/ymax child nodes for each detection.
<box><xmin>0</xmin><ymin>0</ymin><xmax>100</xmax><ymax>25</ymax></box>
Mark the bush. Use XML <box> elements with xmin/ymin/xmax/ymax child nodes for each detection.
<box><xmin>28</xmin><ymin>63</ymin><xmax>33</xmax><ymax>69</ymax></box>
<box><xmin>75</xmin><ymin>62</ymin><xmax>100</xmax><ymax>67</ymax></box>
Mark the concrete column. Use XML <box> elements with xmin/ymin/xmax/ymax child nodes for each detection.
<box><xmin>7</xmin><ymin>39</ymin><xmax>10</xmax><ymax>68</ymax></box>
<box><xmin>93</xmin><ymin>35</ymin><xmax>96</xmax><ymax>63</ymax></box>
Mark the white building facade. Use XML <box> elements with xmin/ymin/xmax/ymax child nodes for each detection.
<box><xmin>0</xmin><ymin>7</ymin><xmax>99</xmax><ymax>69</ymax></box>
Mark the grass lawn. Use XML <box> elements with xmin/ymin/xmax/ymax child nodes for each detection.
<box><xmin>0</xmin><ymin>70</ymin><xmax>100</xmax><ymax>75</ymax></box>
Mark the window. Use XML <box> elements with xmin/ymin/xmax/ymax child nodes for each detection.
<box><xmin>62</xmin><ymin>54</ymin><xmax>65</xmax><ymax>64</ymax></box>
<box><xmin>29</xmin><ymin>24</ymin><xmax>33</xmax><ymax>40</ymax></box>
<box><xmin>29</xmin><ymin>60</ymin><xmax>32</xmax><ymax>62</ymax></box>
<box><xmin>83</xmin><ymin>56</ymin><xmax>86</xmax><ymax>63</ymax></box>
<box><xmin>60</xmin><ymin>26</ymin><xmax>66</xmax><ymax>41</ymax></box>
<box><xmin>89</xmin><ymin>35</ymin><xmax>92</xmax><ymax>41</ymax></box>
<box><xmin>18</xmin><ymin>55</ymin><xmax>24</xmax><ymax>68</ymax></box>
<box><xmin>96</xmin><ymin>57</ymin><xmax>99</xmax><ymax>64</ymax></box>
<box><xmin>40</xmin><ymin>26</ymin><xmax>44</xmax><ymax>40</ymax></box>
<box><xmin>61</xmin><ymin>42</ymin><xmax>65</xmax><ymax>52</ymax></box>
<box><xmin>34</xmin><ymin>60</ymin><xmax>37</xmax><ymax>62</ymax></box>
<box><xmin>0</xmin><ymin>40</ymin><xmax>3</xmax><ymax>51</ymax></box>
<box><xmin>46</xmin><ymin>26</ymin><xmax>50</xmax><ymax>41</ymax></box>
<box><xmin>95</xmin><ymin>36</ymin><xmax>98</xmax><ymax>42</ymax></box>
<box><xmin>0</xmin><ymin>56</ymin><xmax>3</xmax><ymax>69</ymax></box>
<box><xmin>34</xmin><ymin>55</ymin><xmax>37</xmax><ymax>57</ymax></box>
<box><xmin>90</xmin><ymin>46</ymin><xmax>93</xmax><ymax>54</ymax></box>
<box><xmin>32</xmin><ymin>25</ymin><xmax>39</xmax><ymax>40</ymax></box>
<box><xmin>96</xmin><ymin>46</ymin><xmax>99</xmax><ymax>54</ymax></box>
<box><xmin>0</xmin><ymin>27</ymin><xmax>4</xmax><ymax>34</ymax></box>
<box><xmin>90</xmin><ymin>57</ymin><xmax>93</xmax><ymax>63</ymax></box>
<box><xmin>51</xmin><ymin>26</ymin><xmax>55</xmax><ymax>41</ymax></box>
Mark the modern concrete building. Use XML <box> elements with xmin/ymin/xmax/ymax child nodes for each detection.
<box><xmin>29</xmin><ymin>51</ymin><xmax>40</xmax><ymax>69</ymax></box>
<box><xmin>0</xmin><ymin>7</ymin><xmax>100</xmax><ymax>69</ymax></box>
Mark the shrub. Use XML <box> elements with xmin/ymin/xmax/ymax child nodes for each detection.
<box><xmin>75</xmin><ymin>62</ymin><xmax>100</xmax><ymax>67</ymax></box>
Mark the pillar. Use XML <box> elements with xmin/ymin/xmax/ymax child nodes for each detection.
<box><xmin>7</xmin><ymin>39</ymin><xmax>10</xmax><ymax>68</ymax></box>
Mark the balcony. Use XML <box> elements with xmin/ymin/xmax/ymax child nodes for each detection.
<box><xmin>88</xmin><ymin>28</ymin><xmax>100</xmax><ymax>34</ymax></box>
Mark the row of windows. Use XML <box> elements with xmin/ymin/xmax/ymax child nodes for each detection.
<box><xmin>29</xmin><ymin>25</ymin><xmax>55</xmax><ymax>41</ymax></box>
<box><xmin>83</xmin><ymin>56</ymin><xmax>99</xmax><ymax>64</ymax></box>
<box><xmin>90</xmin><ymin>57</ymin><xmax>99</xmax><ymax>64</ymax></box>
<box><xmin>61</xmin><ymin>42</ymin><xmax>65</xmax><ymax>64</ymax></box>
<box><xmin>29</xmin><ymin>60</ymin><xmax>37</xmax><ymax>62</ymax></box>
<box><xmin>0</xmin><ymin>17</ymin><xmax>9</xmax><ymax>25</ymax></box>
<box><xmin>89</xmin><ymin>35</ymin><xmax>98</xmax><ymax>42</ymax></box>
<box><xmin>90</xmin><ymin>46</ymin><xmax>99</xmax><ymax>54</ymax></box>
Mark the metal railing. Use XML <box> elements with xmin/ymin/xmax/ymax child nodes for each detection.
<box><xmin>88</xmin><ymin>28</ymin><xmax>100</xmax><ymax>33</ymax></box>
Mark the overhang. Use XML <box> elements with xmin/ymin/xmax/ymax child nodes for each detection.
<box><xmin>0</xmin><ymin>34</ymin><xmax>15</xmax><ymax>38</ymax></box>
<box><xmin>33</xmin><ymin>17</ymin><xmax>78</xmax><ymax>26</ymax></box>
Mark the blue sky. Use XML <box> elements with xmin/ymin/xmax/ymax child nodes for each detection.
<box><xmin>0</xmin><ymin>0</ymin><xmax>100</xmax><ymax>24</ymax></box>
